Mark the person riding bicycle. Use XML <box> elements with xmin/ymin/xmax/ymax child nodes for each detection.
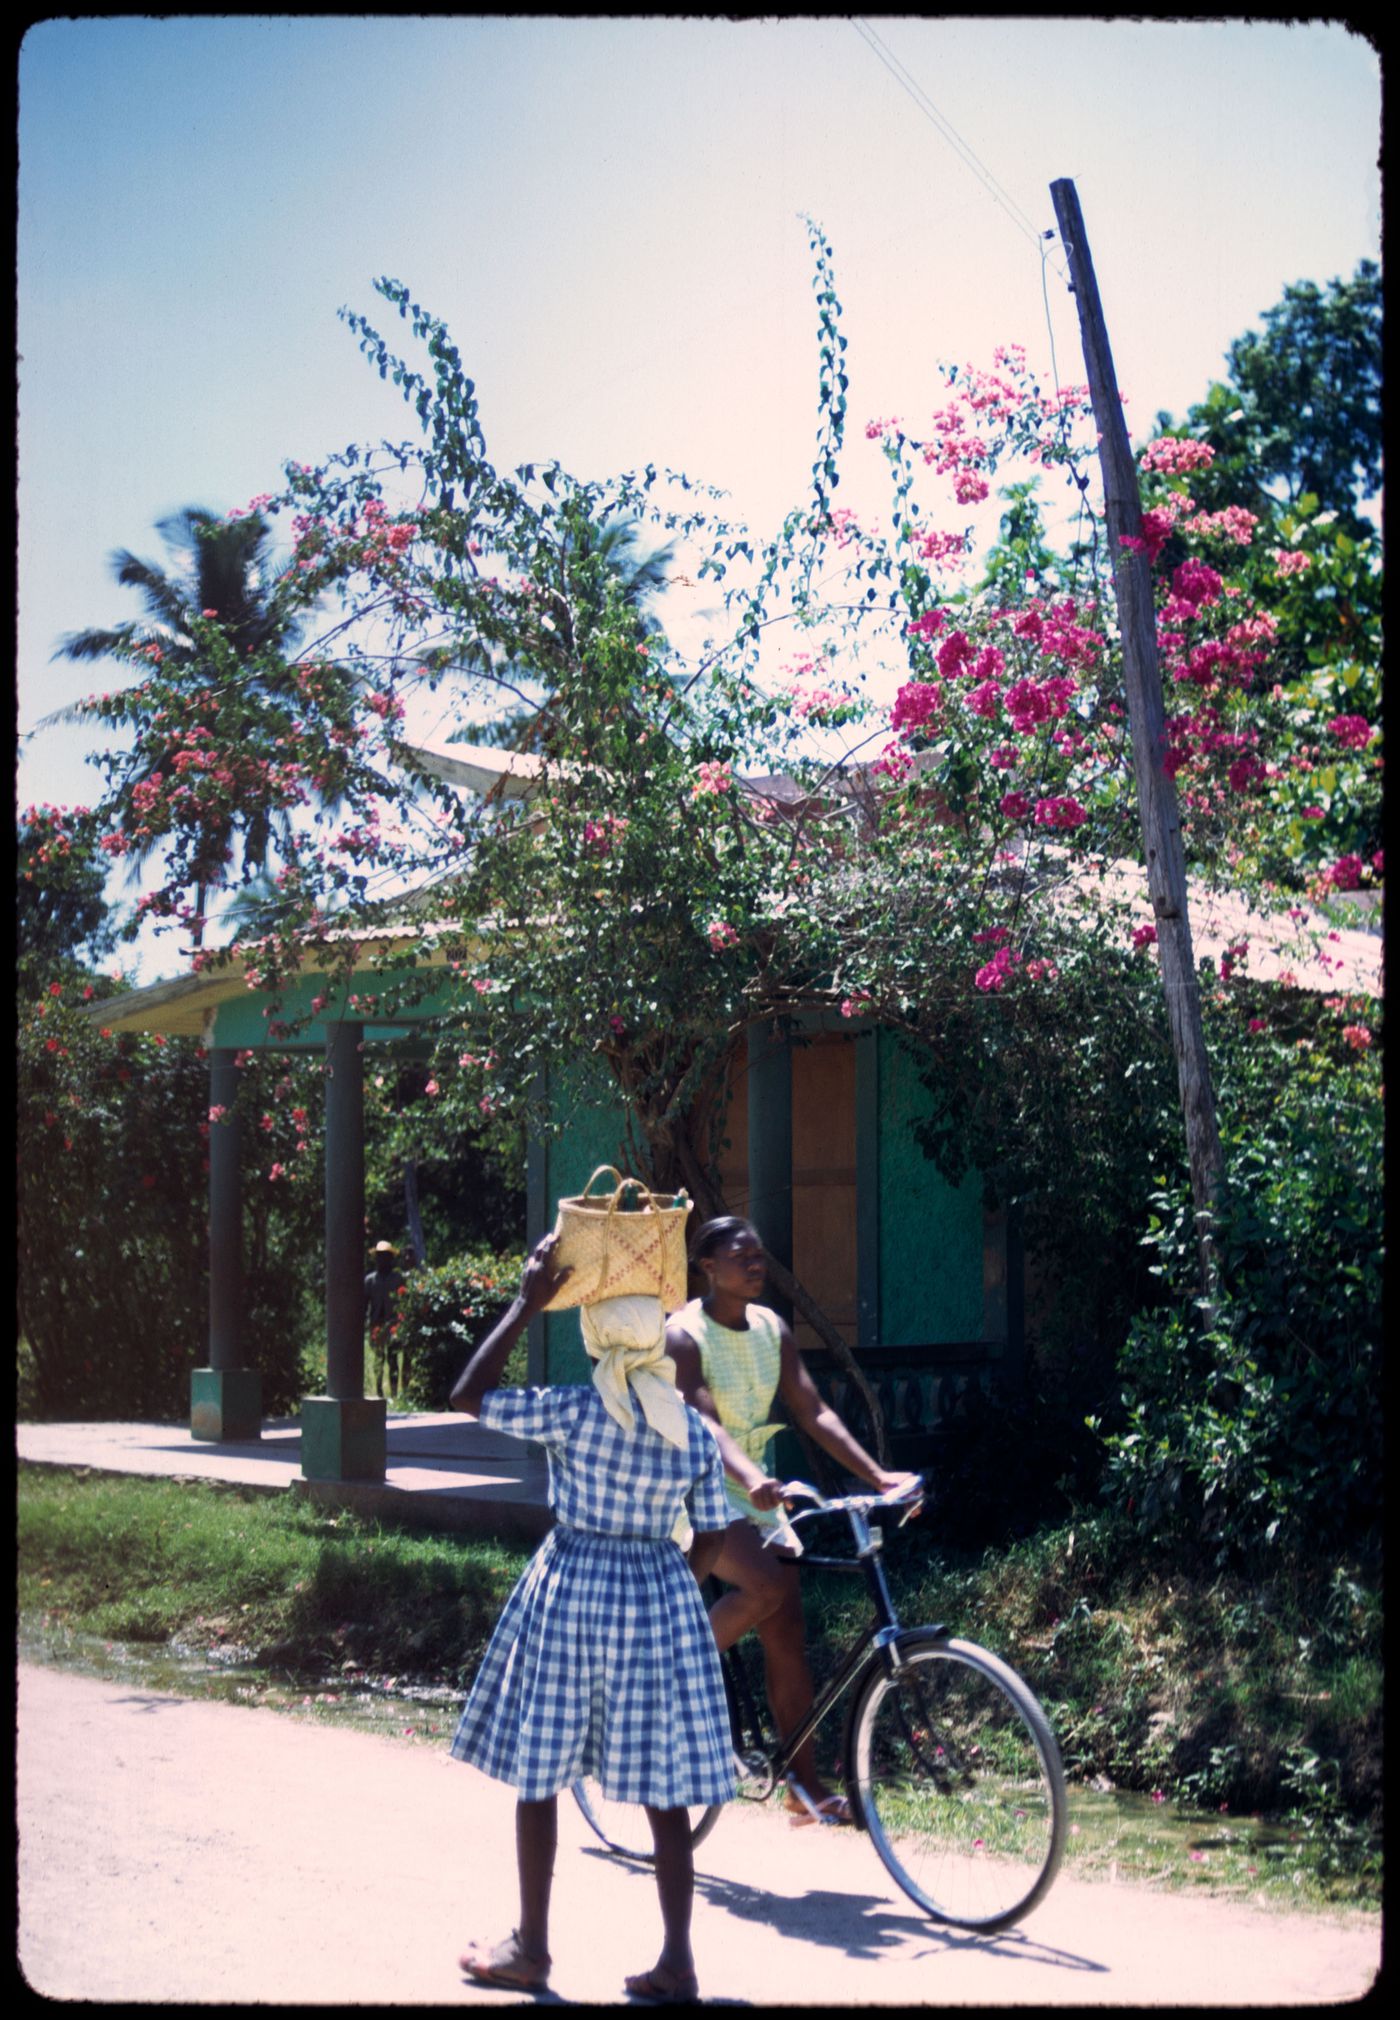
<box><xmin>666</xmin><ymin>1215</ymin><xmax>922</xmax><ymax>1826</ymax></box>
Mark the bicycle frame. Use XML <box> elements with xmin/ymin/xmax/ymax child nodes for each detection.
<box><xmin>719</xmin><ymin>1483</ymin><xmax>944</xmax><ymax>1809</ymax></box>
<box><xmin>577</xmin><ymin>1473</ymin><xmax>1065</xmax><ymax>1931</ymax></box>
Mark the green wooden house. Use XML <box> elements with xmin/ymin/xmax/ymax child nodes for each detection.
<box><xmin>87</xmin><ymin>741</ymin><xmax>1381</xmax><ymax>1484</ymax></box>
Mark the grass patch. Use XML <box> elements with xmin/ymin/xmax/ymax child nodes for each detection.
<box><xmin>18</xmin><ymin>1463</ymin><xmax>529</xmax><ymax>1684</ymax></box>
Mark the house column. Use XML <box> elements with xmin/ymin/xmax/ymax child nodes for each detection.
<box><xmin>301</xmin><ymin>1019</ymin><xmax>385</xmax><ymax>1481</ymax></box>
<box><xmin>190</xmin><ymin>1048</ymin><xmax>262</xmax><ymax>1440</ymax></box>
<box><xmin>747</xmin><ymin>1022</ymin><xmax>793</xmax><ymax>1322</ymax></box>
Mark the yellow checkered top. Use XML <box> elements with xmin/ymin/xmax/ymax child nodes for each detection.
<box><xmin>670</xmin><ymin>1298</ymin><xmax>786</xmax><ymax>1530</ymax></box>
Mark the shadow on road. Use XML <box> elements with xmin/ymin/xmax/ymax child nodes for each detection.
<box><xmin>687</xmin><ymin>1865</ymin><xmax>1108</xmax><ymax>1980</ymax></box>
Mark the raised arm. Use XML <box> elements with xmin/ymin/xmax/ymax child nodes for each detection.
<box><xmin>450</xmin><ymin>1234</ymin><xmax>571</xmax><ymax>1417</ymax></box>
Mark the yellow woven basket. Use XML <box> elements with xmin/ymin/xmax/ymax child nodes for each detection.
<box><xmin>543</xmin><ymin>1165</ymin><xmax>692</xmax><ymax>1312</ymax></box>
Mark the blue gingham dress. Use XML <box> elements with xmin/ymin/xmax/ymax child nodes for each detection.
<box><xmin>450</xmin><ymin>1385</ymin><xmax>736</xmax><ymax>1806</ymax></box>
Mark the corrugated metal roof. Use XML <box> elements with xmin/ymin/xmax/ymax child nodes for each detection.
<box><xmin>1051</xmin><ymin>861</ymin><xmax>1382</xmax><ymax>996</ymax></box>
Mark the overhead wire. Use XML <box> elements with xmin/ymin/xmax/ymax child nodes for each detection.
<box><xmin>849</xmin><ymin>18</ymin><xmax>1070</xmax><ymax>283</ymax></box>
<box><xmin>848</xmin><ymin>16</ymin><xmax>1126</xmax><ymax>947</ymax></box>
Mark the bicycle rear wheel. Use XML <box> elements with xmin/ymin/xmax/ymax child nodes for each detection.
<box><xmin>571</xmin><ymin>1779</ymin><xmax>723</xmax><ymax>1862</ymax></box>
<box><xmin>850</xmin><ymin>1631</ymin><xmax>1066</xmax><ymax>1932</ymax></box>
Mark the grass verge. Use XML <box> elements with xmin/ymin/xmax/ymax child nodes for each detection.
<box><xmin>17</xmin><ymin>1462</ymin><xmax>524</xmax><ymax>1685</ymax></box>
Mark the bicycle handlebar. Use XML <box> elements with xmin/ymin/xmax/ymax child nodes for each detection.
<box><xmin>758</xmin><ymin>1476</ymin><xmax>926</xmax><ymax>1550</ymax></box>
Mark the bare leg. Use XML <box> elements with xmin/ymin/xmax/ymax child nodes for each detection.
<box><xmin>516</xmin><ymin>1795</ymin><xmax>556</xmax><ymax>1962</ymax></box>
<box><xmin>707</xmin><ymin>1520</ymin><xmax>833</xmax><ymax>1807</ymax></box>
<box><xmin>628</xmin><ymin>1804</ymin><xmax>698</xmax><ymax>1994</ymax></box>
<box><xmin>458</xmin><ymin>1796</ymin><xmax>555</xmax><ymax>1984</ymax></box>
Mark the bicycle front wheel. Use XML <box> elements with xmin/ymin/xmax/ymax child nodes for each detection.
<box><xmin>571</xmin><ymin>1779</ymin><xmax>724</xmax><ymax>1863</ymax></box>
<box><xmin>850</xmin><ymin>1632</ymin><xmax>1066</xmax><ymax>1932</ymax></box>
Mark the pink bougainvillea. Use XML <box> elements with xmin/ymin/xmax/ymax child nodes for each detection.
<box><xmin>1328</xmin><ymin>714</ymin><xmax>1375</xmax><ymax>751</ymax></box>
<box><xmin>1320</xmin><ymin>853</ymin><xmax>1365</xmax><ymax>892</ymax></box>
<box><xmin>906</xmin><ymin>608</ymin><xmax>946</xmax><ymax>642</ymax></box>
<box><xmin>936</xmin><ymin>630</ymin><xmax>976</xmax><ymax>680</ymax></box>
<box><xmin>692</xmin><ymin>760</ymin><xmax>733</xmax><ymax>797</ymax></box>
<box><xmin>974</xmin><ymin>944</ymin><xmax>1020</xmax><ymax>992</ymax></box>
<box><xmin>1139</xmin><ymin>437</ymin><xmax>1216</xmax><ymax>475</ymax></box>
<box><xmin>890</xmin><ymin>681</ymin><xmax>941</xmax><ymax>734</ymax></box>
<box><xmin>1034</xmin><ymin>796</ymin><xmax>1087</xmax><ymax>830</ymax></box>
<box><xmin>1170</xmin><ymin>559</ymin><xmax>1224</xmax><ymax>610</ymax></box>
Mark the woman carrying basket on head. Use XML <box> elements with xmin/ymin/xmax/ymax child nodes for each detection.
<box><xmin>667</xmin><ymin>1216</ymin><xmax>922</xmax><ymax>1827</ymax></box>
<box><xmin>449</xmin><ymin>1225</ymin><xmax>734</xmax><ymax>2006</ymax></box>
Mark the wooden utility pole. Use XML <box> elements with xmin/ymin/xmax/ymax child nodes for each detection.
<box><xmin>1049</xmin><ymin>177</ymin><xmax>1222</xmax><ymax>1290</ymax></box>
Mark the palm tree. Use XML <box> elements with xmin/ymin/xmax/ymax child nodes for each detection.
<box><xmin>54</xmin><ymin>507</ymin><xmax>330</xmax><ymax>943</ymax></box>
<box><xmin>452</xmin><ymin>507</ymin><xmax>676</xmax><ymax>758</ymax></box>
<box><xmin>59</xmin><ymin>507</ymin><xmax>298</xmax><ymax>669</ymax></box>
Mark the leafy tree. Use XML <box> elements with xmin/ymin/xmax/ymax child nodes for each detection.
<box><xmin>52</xmin><ymin>505</ymin><xmax>355</xmax><ymax>944</ymax></box>
<box><xmin>448</xmin><ymin>506</ymin><xmax>677</xmax><ymax>758</ymax></box>
<box><xmin>1155</xmin><ymin>262</ymin><xmax>1381</xmax><ymax>535</ymax></box>
<box><xmin>16</xmin><ymin>804</ymin><xmax>118</xmax><ymax>994</ymax></box>
<box><xmin>17</xmin><ymin>982</ymin><xmax>325</xmax><ymax>1420</ymax></box>
<box><xmin>1095</xmin><ymin>996</ymin><xmax>1382</xmax><ymax>1555</ymax></box>
<box><xmin>973</xmin><ymin>477</ymin><xmax>1093</xmax><ymax>607</ymax></box>
<box><xmin>18</xmin><ymin>992</ymin><xmax>208</xmax><ymax>1418</ymax></box>
<box><xmin>60</xmin><ymin>506</ymin><xmax>298</xmax><ymax>666</ymax></box>
<box><xmin>1129</xmin><ymin>446</ymin><xmax>1383</xmax><ymax>896</ymax></box>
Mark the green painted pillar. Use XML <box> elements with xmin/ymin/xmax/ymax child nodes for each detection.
<box><xmin>747</xmin><ymin>1021</ymin><xmax>793</xmax><ymax>1322</ymax></box>
<box><xmin>324</xmin><ymin>1019</ymin><xmax>366</xmax><ymax>1401</ymax></box>
<box><xmin>208</xmin><ymin>1049</ymin><xmax>243</xmax><ymax>1371</ymax></box>
<box><xmin>191</xmin><ymin>1048</ymin><xmax>261</xmax><ymax>1441</ymax></box>
<box><xmin>302</xmin><ymin>1019</ymin><xmax>384</xmax><ymax>1482</ymax></box>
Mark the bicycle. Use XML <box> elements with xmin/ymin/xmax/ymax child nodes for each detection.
<box><xmin>573</xmin><ymin>1477</ymin><xmax>1067</xmax><ymax>1932</ymax></box>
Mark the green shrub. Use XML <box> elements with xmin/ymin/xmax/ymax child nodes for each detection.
<box><xmin>18</xmin><ymin>994</ymin><xmax>210</xmax><ymax>1419</ymax></box>
<box><xmin>394</xmin><ymin>1249</ymin><xmax>525</xmax><ymax>1410</ymax></box>
<box><xmin>1095</xmin><ymin>1006</ymin><xmax>1382</xmax><ymax>1555</ymax></box>
<box><xmin>17</xmin><ymin>987</ymin><xmax>321</xmax><ymax>1421</ymax></box>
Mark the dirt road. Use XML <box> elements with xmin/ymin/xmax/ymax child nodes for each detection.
<box><xmin>17</xmin><ymin>1662</ymin><xmax>1380</xmax><ymax>2007</ymax></box>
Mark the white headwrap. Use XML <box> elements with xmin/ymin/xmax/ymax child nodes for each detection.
<box><xmin>579</xmin><ymin>1294</ymin><xmax>689</xmax><ymax>1449</ymax></box>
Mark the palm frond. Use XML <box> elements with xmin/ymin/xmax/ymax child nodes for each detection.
<box><xmin>32</xmin><ymin>694</ymin><xmax>110</xmax><ymax>732</ymax></box>
<box><xmin>54</xmin><ymin>625</ymin><xmax>140</xmax><ymax>663</ymax></box>
<box><xmin>110</xmin><ymin>552</ymin><xmax>192</xmax><ymax>631</ymax></box>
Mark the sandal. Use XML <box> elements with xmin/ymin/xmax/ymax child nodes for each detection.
<box><xmin>786</xmin><ymin>1791</ymin><xmax>854</xmax><ymax>1828</ymax></box>
<box><xmin>624</xmin><ymin>1965</ymin><xmax>700</xmax><ymax>2004</ymax></box>
<box><xmin>459</xmin><ymin>1932</ymin><xmax>552</xmax><ymax>1990</ymax></box>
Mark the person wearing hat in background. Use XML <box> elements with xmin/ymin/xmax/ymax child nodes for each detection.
<box><xmin>448</xmin><ymin>1231</ymin><xmax>735</xmax><ymax>2003</ymax></box>
<box><xmin>364</xmin><ymin>1240</ymin><xmax>406</xmax><ymax>1400</ymax></box>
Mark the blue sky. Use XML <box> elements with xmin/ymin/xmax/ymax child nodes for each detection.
<box><xmin>16</xmin><ymin>15</ymin><xmax>1381</xmax><ymax>976</ymax></box>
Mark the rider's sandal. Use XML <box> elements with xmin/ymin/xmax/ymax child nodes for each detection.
<box><xmin>785</xmin><ymin>1789</ymin><xmax>854</xmax><ymax>1827</ymax></box>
